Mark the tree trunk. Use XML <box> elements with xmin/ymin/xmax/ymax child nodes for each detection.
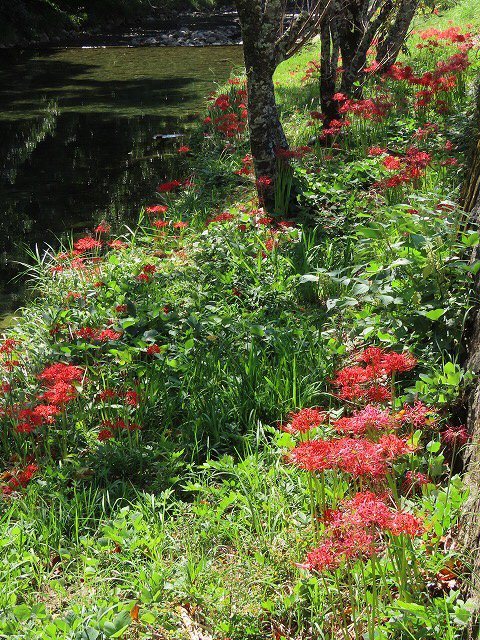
<box><xmin>338</xmin><ymin>0</ymin><xmax>365</xmax><ymax>98</ymax></box>
<box><xmin>459</xmin><ymin>82</ymin><xmax>480</xmax><ymax>639</ymax></box>
<box><xmin>376</xmin><ymin>0</ymin><xmax>419</xmax><ymax>71</ymax></box>
<box><xmin>320</xmin><ymin>3</ymin><xmax>340</xmax><ymax>123</ymax></box>
<box><xmin>236</xmin><ymin>0</ymin><xmax>289</xmax><ymax>210</ymax></box>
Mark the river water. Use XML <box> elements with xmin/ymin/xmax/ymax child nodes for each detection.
<box><xmin>0</xmin><ymin>45</ymin><xmax>243</xmax><ymax>320</ymax></box>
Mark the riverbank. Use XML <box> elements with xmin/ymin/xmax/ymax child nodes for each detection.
<box><xmin>0</xmin><ymin>8</ymin><xmax>241</xmax><ymax>48</ymax></box>
<box><xmin>1</xmin><ymin>2</ymin><xmax>480</xmax><ymax>638</ymax></box>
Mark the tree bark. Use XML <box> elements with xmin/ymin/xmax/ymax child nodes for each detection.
<box><xmin>320</xmin><ymin>2</ymin><xmax>340</xmax><ymax>123</ymax></box>
<box><xmin>235</xmin><ymin>0</ymin><xmax>329</xmax><ymax>209</ymax></box>
<box><xmin>376</xmin><ymin>0</ymin><xmax>419</xmax><ymax>71</ymax></box>
<box><xmin>236</xmin><ymin>0</ymin><xmax>289</xmax><ymax>209</ymax></box>
<box><xmin>459</xmin><ymin>81</ymin><xmax>480</xmax><ymax>639</ymax></box>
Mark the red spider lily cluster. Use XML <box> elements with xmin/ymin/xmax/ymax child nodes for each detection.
<box><xmin>335</xmin><ymin>94</ymin><xmax>393</xmax><ymax>122</ymax></box>
<box><xmin>1</xmin><ymin>463</ymin><xmax>38</xmax><ymax>496</ymax></box>
<box><xmin>10</xmin><ymin>363</ymin><xmax>85</xmax><ymax>434</ymax></box>
<box><xmin>302</xmin><ymin>491</ymin><xmax>424</xmax><ymax>572</ymax></box>
<box><xmin>204</xmin><ymin>81</ymin><xmax>248</xmax><ymax>140</ymax></box>
<box><xmin>75</xmin><ymin>327</ymin><xmax>122</xmax><ymax>342</ymax></box>
<box><xmin>371</xmin><ymin>146</ymin><xmax>433</xmax><ymax>191</ymax></box>
<box><xmin>97</xmin><ymin>418</ymin><xmax>142</xmax><ymax>442</ymax></box>
<box><xmin>278</xmin><ymin>346</ymin><xmax>456</xmax><ymax>579</ymax></box>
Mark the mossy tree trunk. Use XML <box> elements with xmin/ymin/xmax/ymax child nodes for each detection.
<box><xmin>234</xmin><ymin>0</ymin><xmax>327</xmax><ymax>209</ymax></box>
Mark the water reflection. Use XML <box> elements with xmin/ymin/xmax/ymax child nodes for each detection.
<box><xmin>0</xmin><ymin>45</ymin><xmax>243</xmax><ymax>312</ymax></box>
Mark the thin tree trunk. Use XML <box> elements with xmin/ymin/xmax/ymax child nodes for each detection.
<box><xmin>320</xmin><ymin>3</ymin><xmax>340</xmax><ymax>123</ymax></box>
<box><xmin>376</xmin><ymin>0</ymin><xmax>419</xmax><ymax>71</ymax></box>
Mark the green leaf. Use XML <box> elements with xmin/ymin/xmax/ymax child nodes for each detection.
<box><xmin>425</xmin><ymin>308</ymin><xmax>446</xmax><ymax>321</ymax></box>
<box><xmin>298</xmin><ymin>274</ymin><xmax>319</xmax><ymax>283</ymax></box>
<box><xmin>13</xmin><ymin>604</ymin><xmax>31</xmax><ymax>621</ymax></box>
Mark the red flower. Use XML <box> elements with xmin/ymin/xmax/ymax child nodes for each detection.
<box><xmin>333</xmin><ymin>405</ymin><xmax>394</xmax><ymax>436</ymax></box>
<box><xmin>94</xmin><ymin>222</ymin><xmax>111</xmax><ymax>234</ymax></box>
<box><xmin>381</xmin><ymin>352</ymin><xmax>417</xmax><ymax>376</ymax></box>
<box><xmin>98</xmin><ymin>429</ymin><xmax>114</xmax><ymax>441</ymax></box>
<box><xmin>440</xmin><ymin>425</ymin><xmax>470</xmax><ymax>447</ymax></box>
<box><xmin>142</xmin><ymin>264</ymin><xmax>156</xmax><ymax>275</ymax></box>
<box><xmin>115</xmin><ymin>304</ymin><xmax>127</xmax><ymax>313</ymax></box>
<box><xmin>73</xmin><ymin>237</ymin><xmax>103</xmax><ymax>253</ymax></box>
<box><xmin>0</xmin><ymin>338</ymin><xmax>18</xmax><ymax>354</ymax></box>
<box><xmin>257</xmin><ymin>176</ymin><xmax>272</xmax><ymax>189</ymax></box>
<box><xmin>153</xmin><ymin>220</ymin><xmax>169</xmax><ymax>229</ymax></box>
<box><xmin>40</xmin><ymin>363</ymin><xmax>84</xmax><ymax>385</ymax></box>
<box><xmin>383</xmin><ymin>155</ymin><xmax>402</xmax><ymax>171</ymax></box>
<box><xmin>400</xmin><ymin>401</ymin><xmax>434</xmax><ymax>428</ymax></box>
<box><xmin>282</xmin><ymin>407</ymin><xmax>326</xmax><ymax>434</ymax></box>
<box><xmin>40</xmin><ymin>381</ymin><xmax>76</xmax><ymax>405</ymax></box>
<box><xmin>403</xmin><ymin>470</ymin><xmax>431</xmax><ymax>493</ymax></box>
<box><xmin>206</xmin><ymin>212</ymin><xmax>235</xmax><ymax>225</ymax></box>
<box><xmin>97</xmin><ymin>389</ymin><xmax>117</xmax><ymax>401</ymax></box>
<box><xmin>97</xmin><ymin>329</ymin><xmax>122</xmax><ymax>342</ymax></box>
<box><xmin>178</xmin><ymin>146</ymin><xmax>191</xmax><ymax>154</ymax></box>
<box><xmin>108</xmin><ymin>239</ymin><xmax>128</xmax><ymax>250</ymax></box>
<box><xmin>124</xmin><ymin>390</ymin><xmax>139</xmax><ymax>407</ymax></box>
<box><xmin>146</xmin><ymin>205</ymin><xmax>168</xmax><ymax>215</ymax></box>
<box><xmin>146</xmin><ymin>344</ymin><xmax>161</xmax><ymax>355</ymax></box>
<box><xmin>157</xmin><ymin>180</ymin><xmax>182</xmax><ymax>193</ymax></box>
<box><xmin>368</xmin><ymin>146</ymin><xmax>386</xmax><ymax>157</ymax></box>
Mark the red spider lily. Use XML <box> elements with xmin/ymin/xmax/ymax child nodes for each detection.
<box><xmin>340</xmin><ymin>97</ymin><xmax>392</xmax><ymax>121</ymax></box>
<box><xmin>440</xmin><ymin>425</ymin><xmax>470</xmax><ymax>447</ymax></box>
<box><xmin>303</xmin><ymin>530</ymin><xmax>376</xmax><ymax>573</ymax></box>
<box><xmin>146</xmin><ymin>205</ymin><xmax>168</xmax><ymax>215</ymax></box>
<box><xmin>173</xmin><ymin>221</ymin><xmax>188</xmax><ymax>229</ymax></box>
<box><xmin>368</xmin><ymin>146</ymin><xmax>387</xmax><ymax>157</ymax></box>
<box><xmin>73</xmin><ymin>237</ymin><xmax>103</xmax><ymax>253</ymax></box>
<box><xmin>75</xmin><ymin>328</ymin><xmax>122</xmax><ymax>342</ymax></box>
<box><xmin>0</xmin><ymin>338</ymin><xmax>19</xmax><ymax>354</ymax></box>
<box><xmin>206</xmin><ymin>212</ymin><xmax>235</xmax><ymax>226</ymax></box>
<box><xmin>108</xmin><ymin>240</ymin><xmax>128</xmax><ymax>250</ymax></box>
<box><xmin>381</xmin><ymin>351</ymin><xmax>417</xmax><ymax>376</ymax></box>
<box><xmin>383</xmin><ymin>155</ymin><xmax>402</xmax><ymax>171</ymax></box>
<box><xmin>39</xmin><ymin>381</ymin><xmax>77</xmax><ymax>406</ymax></box>
<box><xmin>146</xmin><ymin>344</ymin><xmax>162</xmax><ymax>355</ymax></box>
<box><xmin>333</xmin><ymin>405</ymin><xmax>395</xmax><ymax>436</ymax></box>
<box><xmin>142</xmin><ymin>264</ymin><xmax>156</xmax><ymax>275</ymax></box>
<box><xmin>124</xmin><ymin>390</ymin><xmax>139</xmax><ymax>407</ymax></box>
<box><xmin>403</xmin><ymin>470</ymin><xmax>431</xmax><ymax>494</ymax></box>
<box><xmin>40</xmin><ymin>363</ymin><xmax>84</xmax><ymax>385</ymax></box>
<box><xmin>275</xmin><ymin>146</ymin><xmax>313</xmax><ymax>161</ymax></box>
<box><xmin>257</xmin><ymin>176</ymin><xmax>272</xmax><ymax>189</ymax></box>
<box><xmin>289</xmin><ymin>436</ymin><xmax>410</xmax><ymax>478</ymax></box>
<box><xmin>303</xmin><ymin>491</ymin><xmax>423</xmax><ymax>572</ymax></box>
<box><xmin>157</xmin><ymin>180</ymin><xmax>182</xmax><ymax>193</ymax></box>
<box><xmin>282</xmin><ymin>407</ymin><xmax>327</xmax><ymax>434</ymax></box>
<box><xmin>98</xmin><ymin>429</ymin><xmax>113</xmax><ymax>441</ymax></box>
<box><xmin>399</xmin><ymin>401</ymin><xmax>435</xmax><ymax>428</ymax></box>
<box><xmin>2</xmin><ymin>463</ymin><xmax>39</xmax><ymax>495</ymax></box>
<box><xmin>97</xmin><ymin>389</ymin><xmax>117</xmax><ymax>402</ymax></box>
<box><xmin>94</xmin><ymin>222</ymin><xmax>111</xmax><ymax>234</ymax></box>
<box><xmin>153</xmin><ymin>219</ymin><xmax>169</xmax><ymax>229</ymax></box>
<box><xmin>177</xmin><ymin>146</ymin><xmax>191</xmax><ymax>154</ymax></box>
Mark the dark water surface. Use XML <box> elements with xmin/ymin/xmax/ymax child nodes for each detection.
<box><xmin>0</xmin><ymin>45</ymin><xmax>243</xmax><ymax>320</ymax></box>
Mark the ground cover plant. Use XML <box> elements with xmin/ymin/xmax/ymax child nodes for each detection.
<box><xmin>1</xmin><ymin>1</ymin><xmax>480</xmax><ymax>638</ymax></box>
